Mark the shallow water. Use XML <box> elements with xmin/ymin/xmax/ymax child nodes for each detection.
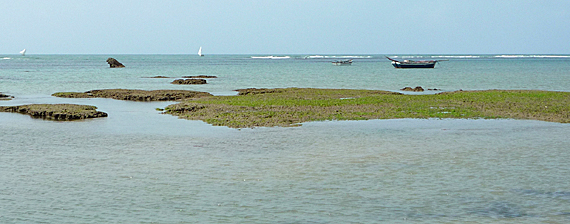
<box><xmin>2</xmin><ymin>55</ymin><xmax>570</xmax><ymax>223</ymax></box>
<box><xmin>2</xmin><ymin>111</ymin><xmax>570</xmax><ymax>222</ymax></box>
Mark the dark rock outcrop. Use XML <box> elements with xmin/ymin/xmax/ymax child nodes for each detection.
<box><xmin>0</xmin><ymin>104</ymin><xmax>108</xmax><ymax>120</ymax></box>
<box><xmin>106</xmin><ymin>58</ymin><xmax>125</xmax><ymax>68</ymax></box>
<box><xmin>1</xmin><ymin>93</ymin><xmax>13</xmax><ymax>100</ymax></box>
<box><xmin>401</xmin><ymin>86</ymin><xmax>425</xmax><ymax>92</ymax></box>
<box><xmin>171</xmin><ymin>79</ymin><xmax>207</xmax><ymax>85</ymax></box>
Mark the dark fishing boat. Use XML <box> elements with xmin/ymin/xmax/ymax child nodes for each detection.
<box><xmin>386</xmin><ymin>57</ymin><xmax>438</xmax><ymax>68</ymax></box>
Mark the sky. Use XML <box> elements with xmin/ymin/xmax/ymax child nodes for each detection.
<box><xmin>1</xmin><ymin>0</ymin><xmax>569</xmax><ymax>55</ymax></box>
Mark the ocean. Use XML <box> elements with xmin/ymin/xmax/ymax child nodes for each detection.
<box><xmin>1</xmin><ymin>54</ymin><xmax>570</xmax><ymax>223</ymax></box>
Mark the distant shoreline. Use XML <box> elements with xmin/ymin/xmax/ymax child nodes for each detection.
<box><xmin>3</xmin><ymin>54</ymin><xmax>570</xmax><ymax>60</ymax></box>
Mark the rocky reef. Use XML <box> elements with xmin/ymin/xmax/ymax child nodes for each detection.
<box><xmin>401</xmin><ymin>86</ymin><xmax>425</xmax><ymax>92</ymax></box>
<box><xmin>171</xmin><ymin>79</ymin><xmax>207</xmax><ymax>85</ymax></box>
<box><xmin>164</xmin><ymin>88</ymin><xmax>570</xmax><ymax>128</ymax></box>
<box><xmin>52</xmin><ymin>89</ymin><xmax>212</xmax><ymax>101</ymax></box>
<box><xmin>234</xmin><ymin>88</ymin><xmax>286</xmax><ymax>95</ymax></box>
<box><xmin>0</xmin><ymin>104</ymin><xmax>108</xmax><ymax>120</ymax></box>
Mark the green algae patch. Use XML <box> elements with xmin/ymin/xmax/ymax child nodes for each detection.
<box><xmin>0</xmin><ymin>104</ymin><xmax>108</xmax><ymax>120</ymax></box>
<box><xmin>164</xmin><ymin>88</ymin><xmax>570</xmax><ymax>128</ymax></box>
<box><xmin>52</xmin><ymin>89</ymin><xmax>212</xmax><ymax>101</ymax></box>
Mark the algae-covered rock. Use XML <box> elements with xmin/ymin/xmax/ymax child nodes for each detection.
<box><xmin>234</xmin><ymin>88</ymin><xmax>284</xmax><ymax>95</ymax></box>
<box><xmin>401</xmin><ymin>86</ymin><xmax>424</xmax><ymax>92</ymax></box>
<box><xmin>52</xmin><ymin>89</ymin><xmax>212</xmax><ymax>101</ymax></box>
<box><xmin>0</xmin><ymin>104</ymin><xmax>108</xmax><ymax>120</ymax></box>
<box><xmin>164</xmin><ymin>88</ymin><xmax>570</xmax><ymax>128</ymax></box>
<box><xmin>171</xmin><ymin>79</ymin><xmax>207</xmax><ymax>85</ymax></box>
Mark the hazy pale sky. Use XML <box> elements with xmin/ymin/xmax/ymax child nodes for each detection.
<box><xmin>2</xmin><ymin>0</ymin><xmax>569</xmax><ymax>54</ymax></box>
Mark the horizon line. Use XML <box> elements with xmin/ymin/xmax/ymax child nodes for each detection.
<box><xmin>3</xmin><ymin>53</ymin><xmax>570</xmax><ymax>55</ymax></box>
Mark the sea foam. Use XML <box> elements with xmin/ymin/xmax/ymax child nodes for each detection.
<box><xmin>495</xmin><ymin>55</ymin><xmax>570</xmax><ymax>58</ymax></box>
<box><xmin>303</xmin><ymin>55</ymin><xmax>372</xmax><ymax>59</ymax></box>
<box><xmin>251</xmin><ymin>56</ymin><xmax>291</xmax><ymax>59</ymax></box>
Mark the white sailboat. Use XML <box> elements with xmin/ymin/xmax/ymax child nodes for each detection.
<box><xmin>20</xmin><ymin>49</ymin><xmax>26</xmax><ymax>56</ymax></box>
<box><xmin>198</xmin><ymin>47</ymin><xmax>203</xmax><ymax>57</ymax></box>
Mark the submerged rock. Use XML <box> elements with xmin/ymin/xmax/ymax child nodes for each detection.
<box><xmin>148</xmin><ymin>76</ymin><xmax>170</xmax><ymax>78</ymax></box>
<box><xmin>1</xmin><ymin>93</ymin><xmax>13</xmax><ymax>100</ymax></box>
<box><xmin>182</xmin><ymin>75</ymin><xmax>218</xmax><ymax>79</ymax></box>
<box><xmin>106</xmin><ymin>58</ymin><xmax>125</xmax><ymax>68</ymax></box>
<box><xmin>401</xmin><ymin>86</ymin><xmax>425</xmax><ymax>92</ymax></box>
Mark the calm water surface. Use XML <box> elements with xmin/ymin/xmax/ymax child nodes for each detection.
<box><xmin>1</xmin><ymin>55</ymin><xmax>570</xmax><ymax>223</ymax></box>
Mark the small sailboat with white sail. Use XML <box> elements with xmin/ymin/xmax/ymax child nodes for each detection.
<box><xmin>198</xmin><ymin>47</ymin><xmax>204</xmax><ymax>57</ymax></box>
<box><xmin>20</xmin><ymin>49</ymin><xmax>26</xmax><ymax>56</ymax></box>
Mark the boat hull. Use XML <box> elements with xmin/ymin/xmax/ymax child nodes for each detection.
<box><xmin>391</xmin><ymin>61</ymin><xmax>436</xmax><ymax>68</ymax></box>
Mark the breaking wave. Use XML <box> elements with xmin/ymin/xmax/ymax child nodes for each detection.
<box><xmin>494</xmin><ymin>55</ymin><xmax>570</xmax><ymax>58</ymax></box>
<box><xmin>430</xmin><ymin>55</ymin><xmax>482</xmax><ymax>59</ymax></box>
<box><xmin>303</xmin><ymin>55</ymin><xmax>372</xmax><ymax>59</ymax></box>
<box><xmin>251</xmin><ymin>56</ymin><xmax>291</xmax><ymax>59</ymax></box>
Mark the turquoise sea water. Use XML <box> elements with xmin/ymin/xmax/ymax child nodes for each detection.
<box><xmin>1</xmin><ymin>54</ymin><xmax>570</xmax><ymax>223</ymax></box>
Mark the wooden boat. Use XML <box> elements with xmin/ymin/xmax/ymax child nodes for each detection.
<box><xmin>332</xmin><ymin>59</ymin><xmax>352</xmax><ymax>66</ymax></box>
<box><xmin>386</xmin><ymin>56</ymin><xmax>437</xmax><ymax>68</ymax></box>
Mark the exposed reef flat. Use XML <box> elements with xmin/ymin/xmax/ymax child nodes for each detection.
<box><xmin>52</xmin><ymin>89</ymin><xmax>212</xmax><ymax>101</ymax></box>
<box><xmin>164</xmin><ymin>88</ymin><xmax>570</xmax><ymax>128</ymax></box>
<box><xmin>0</xmin><ymin>104</ymin><xmax>108</xmax><ymax>120</ymax></box>
<box><xmin>234</xmin><ymin>88</ymin><xmax>288</xmax><ymax>95</ymax></box>
<box><xmin>171</xmin><ymin>79</ymin><xmax>207</xmax><ymax>85</ymax></box>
